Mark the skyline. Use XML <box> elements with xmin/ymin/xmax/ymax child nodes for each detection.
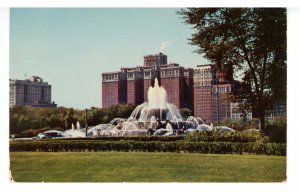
<box><xmin>10</xmin><ymin>8</ymin><xmax>209</xmax><ymax>109</ymax></box>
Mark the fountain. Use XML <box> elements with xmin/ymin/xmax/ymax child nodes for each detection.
<box><xmin>37</xmin><ymin>78</ymin><xmax>235</xmax><ymax>139</ymax></box>
<box><xmin>88</xmin><ymin>78</ymin><xmax>215</xmax><ymax>137</ymax></box>
<box><xmin>63</xmin><ymin>123</ymin><xmax>86</xmax><ymax>138</ymax></box>
<box><xmin>61</xmin><ymin>123</ymin><xmax>86</xmax><ymax>137</ymax></box>
<box><xmin>127</xmin><ymin>79</ymin><xmax>183</xmax><ymax>126</ymax></box>
<box><xmin>76</xmin><ymin>121</ymin><xmax>81</xmax><ymax>130</ymax></box>
<box><xmin>119</xmin><ymin>78</ymin><xmax>186</xmax><ymax>135</ymax></box>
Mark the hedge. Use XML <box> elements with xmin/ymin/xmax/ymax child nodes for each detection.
<box><xmin>185</xmin><ymin>130</ymin><xmax>270</xmax><ymax>143</ymax></box>
<box><xmin>45</xmin><ymin>131</ymin><xmax>268</xmax><ymax>143</ymax></box>
<box><xmin>9</xmin><ymin>140</ymin><xmax>286</xmax><ymax>156</ymax></box>
<box><xmin>57</xmin><ymin>136</ymin><xmax>185</xmax><ymax>142</ymax></box>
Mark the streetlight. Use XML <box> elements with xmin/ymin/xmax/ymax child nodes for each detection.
<box><xmin>85</xmin><ymin>108</ymin><xmax>88</xmax><ymax>138</ymax></box>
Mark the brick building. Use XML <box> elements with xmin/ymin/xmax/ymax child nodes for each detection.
<box><xmin>193</xmin><ymin>65</ymin><xmax>217</xmax><ymax>121</ymax></box>
<box><xmin>160</xmin><ymin>63</ymin><xmax>184</xmax><ymax>108</ymax></box>
<box><xmin>193</xmin><ymin>64</ymin><xmax>243</xmax><ymax>122</ymax></box>
<box><xmin>183</xmin><ymin>68</ymin><xmax>194</xmax><ymax>112</ymax></box>
<box><xmin>102</xmin><ymin>53</ymin><xmax>251</xmax><ymax>122</ymax></box>
<box><xmin>143</xmin><ymin>66</ymin><xmax>160</xmax><ymax>101</ymax></box>
<box><xmin>102</xmin><ymin>53</ymin><xmax>193</xmax><ymax>110</ymax></box>
<box><xmin>102</xmin><ymin>71</ymin><xmax>127</xmax><ymax>108</ymax></box>
<box><xmin>126</xmin><ymin>67</ymin><xmax>144</xmax><ymax>105</ymax></box>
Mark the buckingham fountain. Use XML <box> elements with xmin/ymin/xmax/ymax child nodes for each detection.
<box><xmin>85</xmin><ymin>78</ymin><xmax>219</xmax><ymax>137</ymax></box>
<box><xmin>40</xmin><ymin>78</ymin><xmax>236</xmax><ymax>139</ymax></box>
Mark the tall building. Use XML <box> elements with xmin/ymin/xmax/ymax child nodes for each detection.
<box><xmin>183</xmin><ymin>68</ymin><xmax>194</xmax><ymax>113</ymax></box>
<box><xmin>102</xmin><ymin>53</ymin><xmax>193</xmax><ymax>110</ymax></box>
<box><xmin>193</xmin><ymin>65</ymin><xmax>243</xmax><ymax>122</ymax></box>
<box><xmin>126</xmin><ymin>67</ymin><xmax>144</xmax><ymax>105</ymax></box>
<box><xmin>102</xmin><ymin>71</ymin><xmax>127</xmax><ymax>108</ymax></box>
<box><xmin>160</xmin><ymin>63</ymin><xmax>184</xmax><ymax>108</ymax></box>
<box><xmin>193</xmin><ymin>65</ymin><xmax>217</xmax><ymax>121</ymax></box>
<box><xmin>143</xmin><ymin>66</ymin><xmax>160</xmax><ymax>101</ymax></box>
<box><xmin>102</xmin><ymin>53</ymin><xmax>251</xmax><ymax>122</ymax></box>
<box><xmin>9</xmin><ymin>76</ymin><xmax>57</xmax><ymax>108</ymax></box>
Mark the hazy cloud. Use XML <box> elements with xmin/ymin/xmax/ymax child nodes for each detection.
<box><xmin>160</xmin><ymin>41</ymin><xmax>172</xmax><ymax>52</ymax></box>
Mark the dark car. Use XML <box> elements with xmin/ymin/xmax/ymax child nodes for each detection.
<box><xmin>32</xmin><ymin>130</ymin><xmax>64</xmax><ymax>140</ymax></box>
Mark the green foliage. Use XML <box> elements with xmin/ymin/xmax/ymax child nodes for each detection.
<box><xmin>215</xmin><ymin>119</ymin><xmax>260</xmax><ymax>131</ymax></box>
<box><xmin>265</xmin><ymin>115</ymin><xmax>287</xmax><ymax>143</ymax></box>
<box><xmin>59</xmin><ymin>136</ymin><xmax>184</xmax><ymax>142</ymax></box>
<box><xmin>9</xmin><ymin>104</ymin><xmax>137</xmax><ymax>137</ymax></box>
<box><xmin>185</xmin><ymin>130</ymin><xmax>269</xmax><ymax>143</ymax></box>
<box><xmin>180</xmin><ymin>108</ymin><xmax>193</xmax><ymax>119</ymax></box>
<box><xmin>10</xmin><ymin>140</ymin><xmax>286</xmax><ymax>156</ymax></box>
<box><xmin>178</xmin><ymin>8</ymin><xmax>287</xmax><ymax>130</ymax></box>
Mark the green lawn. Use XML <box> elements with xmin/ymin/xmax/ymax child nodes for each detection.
<box><xmin>10</xmin><ymin>152</ymin><xmax>286</xmax><ymax>182</ymax></box>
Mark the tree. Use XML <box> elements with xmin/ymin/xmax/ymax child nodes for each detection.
<box><xmin>178</xmin><ymin>8</ymin><xmax>286</xmax><ymax>131</ymax></box>
<box><xmin>180</xmin><ymin>108</ymin><xmax>193</xmax><ymax>119</ymax></box>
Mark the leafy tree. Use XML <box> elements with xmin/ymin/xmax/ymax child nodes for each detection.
<box><xmin>178</xmin><ymin>8</ymin><xmax>286</xmax><ymax>130</ymax></box>
<box><xmin>64</xmin><ymin>109</ymin><xmax>76</xmax><ymax>129</ymax></box>
<box><xmin>180</xmin><ymin>108</ymin><xmax>193</xmax><ymax>119</ymax></box>
<box><xmin>47</xmin><ymin>114</ymin><xmax>61</xmax><ymax>128</ymax></box>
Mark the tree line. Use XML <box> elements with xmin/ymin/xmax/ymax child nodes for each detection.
<box><xmin>9</xmin><ymin>104</ymin><xmax>137</xmax><ymax>136</ymax></box>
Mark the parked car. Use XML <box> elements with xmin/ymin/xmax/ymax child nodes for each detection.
<box><xmin>32</xmin><ymin>130</ymin><xmax>64</xmax><ymax>140</ymax></box>
<box><xmin>32</xmin><ymin>133</ymin><xmax>49</xmax><ymax>140</ymax></box>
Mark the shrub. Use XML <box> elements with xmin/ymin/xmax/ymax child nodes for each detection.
<box><xmin>216</xmin><ymin>119</ymin><xmax>260</xmax><ymax>131</ymax></box>
<box><xmin>59</xmin><ymin>136</ymin><xmax>184</xmax><ymax>142</ymax></box>
<box><xmin>265</xmin><ymin>115</ymin><xmax>287</xmax><ymax>143</ymax></box>
<box><xmin>9</xmin><ymin>140</ymin><xmax>286</xmax><ymax>156</ymax></box>
<box><xmin>185</xmin><ymin>130</ymin><xmax>270</xmax><ymax>143</ymax></box>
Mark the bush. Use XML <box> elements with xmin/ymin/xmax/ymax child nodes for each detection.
<box><xmin>9</xmin><ymin>140</ymin><xmax>286</xmax><ymax>156</ymax></box>
<box><xmin>216</xmin><ymin>119</ymin><xmax>260</xmax><ymax>131</ymax></box>
<box><xmin>185</xmin><ymin>130</ymin><xmax>270</xmax><ymax>143</ymax></box>
<box><xmin>265</xmin><ymin>115</ymin><xmax>287</xmax><ymax>143</ymax></box>
<box><xmin>59</xmin><ymin>136</ymin><xmax>184</xmax><ymax>142</ymax></box>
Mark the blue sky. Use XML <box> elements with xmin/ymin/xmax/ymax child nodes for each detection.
<box><xmin>10</xmin><ymin>8</ymin><xmax>208</xmax><ymax>109</ymax></box>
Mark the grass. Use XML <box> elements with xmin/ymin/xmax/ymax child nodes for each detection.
<box><xmin>10</xmin><ymin>152</ymin><xmax>286</xmax><ymax>182</ymax></box>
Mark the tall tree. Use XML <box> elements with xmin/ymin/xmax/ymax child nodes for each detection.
<box><xmin>178</xmin><ymin>8</ymin><xmax>286</xmax><ymax>130</ymax></box>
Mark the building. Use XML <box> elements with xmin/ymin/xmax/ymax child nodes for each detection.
<box><xmin>102</xmin><ymin>53</ymin><xmax>255</xmax><ymax>122</ymax></box>
<box><xmin>182</xmin><ymin>68</ymin><xmax>194</xmax><ymax>112</ymax></box>
<box><xmin>264</xmin><ymin>101</ymin><xmax>286</xmax><ymax>119</ymax></box>
<box><xmin>9</xmin><ymin>76</ymin><xmax>57</xmax><ymax>108</ymax></box>
<box><xmin>274</xmin><ymin>101</ymin><xmax>286</xmax><ymax>116</ymax></box>
<box><xmin>230</xmin><ymin>101</ymin><xmax>252</xmax><ymax>120</ymax></box>
<box><xmin>193</xmin><ymin>64</ymin><xmax>216</xmax><ymax>121</ymax></box>
<box><xmin>126</xmin><ymin>67</ymin><xmax>144</xmax><ymax>105</ymax></box>
<box><xmin>143</xmin><ymin>66</ymin><xmax>160</xmax><ymax>101</ymax></box>
<box><xmin>102</xmin><ymin>71</ymin><xmax>127</xmax><ymax>108</ymax></box>
<box><xmin>212</xmin><ymin>84</ymin><xmax>232</xmax><ymax>122</ymax></box>
<box><xmin>102</xmin><ymin>53</ymin><xmax>193</xmax><ymax>110</ymax></box>
<box><xmin>144</xmin><ymin>52</ymin><xmax>167</xmax><ymax>67</ymax></box>
<box><xmin>160</xmin><ymin>63</ymin><xmax>185</xmax><ymax>108</ymax></box>
<box><xmin>193</xmin><ymin>64</ymin><xmax>245</xmax><ymax>122</ymax></box>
